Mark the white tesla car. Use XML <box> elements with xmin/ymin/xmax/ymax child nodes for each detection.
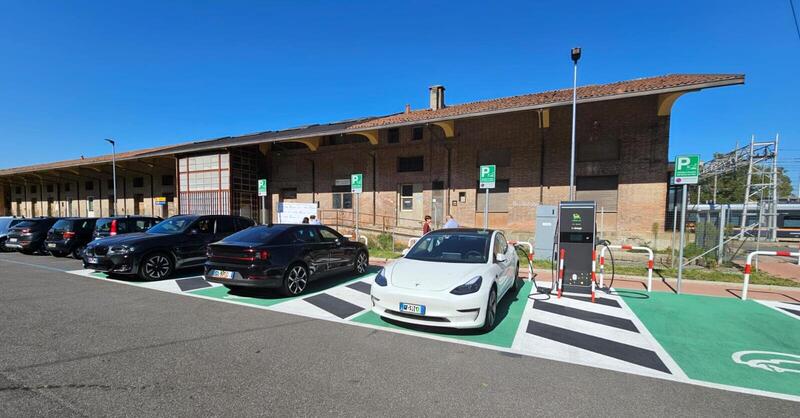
<box><xmin>370</xmin><ymin>228</ymin><xmax>521</xmax><ymax>331</ymax></box>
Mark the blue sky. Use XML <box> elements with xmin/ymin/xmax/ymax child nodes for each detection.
<box><xmin>0</xmin><ymin>1</ymin><xmax>798</xmax><ymax>190</ymax></box>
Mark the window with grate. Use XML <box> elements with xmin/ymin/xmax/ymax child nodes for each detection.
<box><xmin>397</xmin><ymin>156</ymin><xmax>424</xmax><ymax>172</ymax></box>
<box><xmin>576</xmin><ymin>175</ymin><xmax>619</xmax><ymax>212</ymax></box>
<box><xmin>387</xmin><ymin>128</ymin><xmax>400</xmax><ymax>144</ymax></box>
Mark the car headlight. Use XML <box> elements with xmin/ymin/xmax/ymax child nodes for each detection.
<box><xmin>450</xmin><ymin>276</ymin><xmax>482</xmax><ymax>295</ymax></box>
<box><xmin>108</xmin><ymin>245</ymin><xmax>133</xmax><ymax>255</ymax></box>
<box><xmin>374</xmin><ymin>268</ymin><xmax>387</xmax><ymax>286</ymax></box>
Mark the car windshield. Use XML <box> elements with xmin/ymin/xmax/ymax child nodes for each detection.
<box><xmin>147</xmin><ymin>217</ymin><xmax>193</xmax><ymax>234</ymax></box>
<box><xmin>51</xmin><ymin>219</ymin><xmax>74</xmax><ymax>232</ymax></box>
<box><xmin>14</xmin><ymin>220</ymin><xmax>41</xmax><ymax>228</ymax></box>
<box><xmin>95</xmin><ymin>219</ymin><xmax>113</xmax><ymax>232</ymax></box>
<box><xmin>405</xmin><ymin>231</ymin><xmax>491</xmax><ymax>264</ymax></box>
<box><xmin>223</xmin><ymin>226</ymin><xmax>285</xmax><ymax>244</ymax></box>
<box><xmin>0</xmin><ymin>218</ymin><xmax>18</xmax><ymax>232</ymax></box>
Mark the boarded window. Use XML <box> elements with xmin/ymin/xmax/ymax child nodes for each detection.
<box><xmin>387</xmin><ymin>128</ymin><xmax>400</xmax><ymax>144</ymax></box>
<box><xmin>476</xmin><ymin>179</ymin><xmax>510</xmax><ymax>213</ymax></box>
<box><xmin>398</xmin><ymin>156</ymin><xmax>424</xmax><ymax>172</ymax></box>
<box><xmin>576</xmin><ymin>175</ymin><xmax>619</xmax><ymax>212</ymax></box>
<box><xmin>411</xmin><ymin>126</ymin><xmax>424</xmax><ymax>141</ymax></box>
<box><xmin>577</xmin><ymin>135</ymin><xmax>619</xmax><ymax>162</ymax></box>
<box><xmin>477</xmin><ymin>148</ymin><xmax>511</xmax><ymax>167</ymax></box>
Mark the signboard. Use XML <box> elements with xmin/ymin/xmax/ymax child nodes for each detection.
<box><xmin>277</xmin><ymin>202</ymin><xmax>318</xmax><ymax>224</ymax></box>
<box><xmin>674</xmin><ymin>155</ymin><xmax>699</xmax><ymax>185</ymax></box>
<box><xmin>479</xmin><ymin>165</ymin><xmax>496</xmax><ymax>189</ymax></box>
<box><xmin>258</xmin><ymin>179</ymin><xmax>268</xmax><ymax>196</ymax></box>
<box><xmin>351</xmin><ymin>173</ymin><xmax>363</xmax><ymax>194</ymax></box>
<box><xmin>154</xmin><ymin>197</ymin><xmax>167</xmax><ymax>206</ymax></box>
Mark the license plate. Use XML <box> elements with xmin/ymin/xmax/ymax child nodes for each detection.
<box><xmin>9</xmin><ymin>238</ymin><xmax>17</xmax><ymax>243</ymax></box>
<box><xmin>87</xmin><ymin>257</ymin><xmax>98</xmax><ymax>264</ymax></box>
<box><xmin>399</xmin><ymin>302</ymin><xmax>426</xmax><ymax>316</ymax></box>
<box><xmin>47</xmin><ymin>243</ymin><xmax>56</xmax><ymax>248</ymax></box>
<box><xmin>210</xmin><ymin>270</ymin><xmax>234</xmax><ymax>279</ymax></box>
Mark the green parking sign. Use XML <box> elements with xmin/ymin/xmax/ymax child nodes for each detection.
<box><xmin>674</xmin><ymin>155</ymin><xmax>699</xmax><ymax>185</ymax></box>
<box><xmin>479</xmin><ymin>165</ymin><xmax>496</xmax><ymax>189</ymax></box>
<box><xmin>351</xmin><ymin>173</ymin><xmax>363</xmax><ymax>194</ymax></box>
<box><xmin>258</xmin><ymin>179</ymin><xmax>268</xmax><ymax>196</ymax></box>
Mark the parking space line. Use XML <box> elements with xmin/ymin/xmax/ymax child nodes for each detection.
<box><xmin>175</xmin><ymin>277</ymin><xmax>213</xmax><ymax>292</ymax></box>
<box><xmin>526</xmin><ymin>321</ymin><xmax>671</xmax><ymax>374</ymax></box>
<box><xmin>346</xmin><ymin>280</ymin><xmax>371</xmax><ymax>295</ymax></box>
<box><xmin>0</xmin><ymin>258</ymin><xmax>70</xmax><ymax>273</ymax></box>
<box><xmin>533</xmin><ymin>301</ymin><xmax>639</xmax><ymax>332</ymax></box>
<box><xmin>303</xmin><ymin>293</ymin><xmax>364</xmax><ymax>319</ymax></box>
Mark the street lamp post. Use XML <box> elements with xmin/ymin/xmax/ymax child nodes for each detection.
<box><xmin>569</xmin><ymin>47</ymin><xmax>581</xmax><ymax>201</ymax></box>
<box><xmin>104</xmin><ymin>139</ymin><xmax>117</xmax><ymax>216</ymax></box>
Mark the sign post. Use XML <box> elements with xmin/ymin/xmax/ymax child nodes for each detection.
<box><xmin>351</xmin><ymin>173</ymin><xmax>363</xmax><ymax>239</ymax></box>
<box><xmin>258</xmin><ymin>179</ymin><xmax>268</xmax><ymax>225</ymax></box>
<box><xmin>673</xmin><ymin>155</ymin><xmax>699</xmax><ymax>294</ymax></box>
<box><xmin>479</xmin><ymin>165</ymin><xmax>496</xmax><ymax>229</ymax></box>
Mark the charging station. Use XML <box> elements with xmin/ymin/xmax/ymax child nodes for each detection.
<box><xmin>557</xmin><ymin>201</ymin><xmax>597</xmax><ymax>295</ymax></box>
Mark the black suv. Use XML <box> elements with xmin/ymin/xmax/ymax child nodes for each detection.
<box><xmin>0</xmin><ymin>217</ymin><xmax>24</xmax><ymax>251</ymax></box>
<box><xmin>83</xmin><ymin>215</ymin><xmax>255</xmax><ymax>280</ymax></box>
<box><xmin>45</xmin><ymin>218</ymin><xmax>98</xmax><ymax>258</ymax></box>
<box><xmin>5</xmin><ymin>217</ymin><xmax>61</xmax><ymax>254</ymax></box>
<box><xmin>94</xmin><ymin>216</ymin><xmax>161</xmax><ymax>239</ymax></box>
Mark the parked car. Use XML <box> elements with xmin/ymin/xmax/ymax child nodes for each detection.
<box><xmin>93</xmin><ymin>216</ymin><xmax>161</xmax><ymax>239</ymax></box>
<box><xmin>5</xmin><ymin>217</ymin><xmax>62</xmax><ymax>254</ymax></box>
<box><xmin>204</xmin><ymin>224</ymin><xmax>369</xmax><ymax>295</ymax></box>
<box><xmin>83</xmin><ymin>215</ymin><xmax>255</xmax><ymax>280</ymax></box>
<box><xmin>0</xmin><ymin>216</ymin><xmax>24</xmax><ymax>251</ymax></box>
<box><xmin>369</xmin><ymin>228</ymin><xmax>520</xmax><ymax>332</ymax></box>
<box><xmin>44</xmin><ymin>218</ymin><xmax>98</xmax><ymax>258</ymax></box>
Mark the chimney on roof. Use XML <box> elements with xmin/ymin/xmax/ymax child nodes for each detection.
<box><xmin>405</xmin><ymin>104</ymin><xmax>411</xmax><ymax>114</ymax></box>
<box><xmin>429</xmin><ymin>85</ymin><xmax>445</xmax><ymax>111</ymax></box>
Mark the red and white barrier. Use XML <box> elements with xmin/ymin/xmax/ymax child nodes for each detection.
<box><xmin>742</xmin><ymin>250</ymin><xmax>799</xmax><ymax>301</ymax></box>
<box><xmin>557</xmin><ymin>248</ymin><xmax>565</xmax><ymax>298</ymax></box>
<box><xmin>598</xmin><ymin>244</ymin><xmax>654</xmax><ymax>292</ymax></box>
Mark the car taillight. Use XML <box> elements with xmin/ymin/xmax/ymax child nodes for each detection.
<box><xmin>255</xmin><ymin>250</ymin><xmax>270</xmax><ymax>260</ymax></box>
<box><xmin>20</xmin><ymin>228</ymin><xmax>30</xmax><ymax>234</ymax></box>
<box><xmin>110</xmin><ymin>220</ymin><xmax>117</xmax><ymax>236</ymax></box>
<box><xmin>63</xmin><ymin>231</ymin><xmax>76</xmax><ymax>239</ymax></box>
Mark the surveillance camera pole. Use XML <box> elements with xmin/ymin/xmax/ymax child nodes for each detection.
<box><xmin>105</xmin><ymin>139</ymin><xmax>117</xmax><ymax>216</ymax></box>
<box><xmin>569</xmin><ymin>47</ymin><xmax>581</xmax><ymax>200</ymax></box>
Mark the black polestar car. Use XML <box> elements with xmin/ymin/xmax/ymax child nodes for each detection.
<box><xmin>204</xmin><ymin>224</ymin><xmax>369</xmax><ymax>296</ymax></box>
<box><xmin>83</xmin><ymin>214</ymin><xmax>255</xmax><ymax>280</ymax></box>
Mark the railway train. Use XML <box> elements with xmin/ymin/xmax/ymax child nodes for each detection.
<box><xmin>686</xmin><ymin>203</ymin><xmax>800</xmax><ymax>240</ymax></box>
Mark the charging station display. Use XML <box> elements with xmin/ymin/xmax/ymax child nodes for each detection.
<box><xmin>558</xmin><ymin>201</ymin><xmax>596</xmax><ymax>294</ymax></box>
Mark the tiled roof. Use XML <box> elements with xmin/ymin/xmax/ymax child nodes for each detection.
<box><xmin>0</xmin><ymin>73</ymin><xmax>743</xmax><ymax>175</ymax></box>
<box><xmin>348</xmin><ymin>74</ymin><xmax>744</xmax><ymax>129</ymax></box>
<box><xmin>0</xmin><ymin>144</ymin><xmax>183</xmax><ymax>176</ymax></box>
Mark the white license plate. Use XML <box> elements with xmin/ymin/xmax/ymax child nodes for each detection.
<box><xmin>9</xmin><ymin>238</ymin><xmax>17</xmax><ymax>243</ymax></box>
<box><xmin>47</xmin><ymin>243</ymin><xmax>56</xmax><ymax>248</ymax></box>
<box><xmin>210</xmin><ymin>270</ymin><xmax>234</xmax><ymax>279</ymax></box>
<box><xmin>87</xmin><ymin>257</ymin><xmax>98</xmax><ymax>264</ymax></box>
<box><xmin>399</xmin><ymin>302</ymin><xmax>426</xmax><ymax>316</ymax></box>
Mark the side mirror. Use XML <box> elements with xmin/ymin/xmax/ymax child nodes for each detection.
<box><xmin>334</xmin><ymin>238</ymin><xmax>342</xmax><ymax>246</ymax></box>
<box><xmin>495</xmin><ymin>253</ymin><xmax>507</xmax><ymax>263</ymax></box>
<box><xmin>401</xmin><ymin>248</ymin><xmax>410</xmax><ymax>256</ymax></box>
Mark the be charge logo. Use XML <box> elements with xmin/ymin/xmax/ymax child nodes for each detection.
<box><xmin>732</xmin><ymin>351</ymin><xmax>800</xmax><ymax>374</ymax></box>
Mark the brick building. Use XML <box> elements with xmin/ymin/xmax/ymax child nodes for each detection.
<box><xmin>0</xmin><ymin>74</ymin><xmax>743</xmax><ymax>244</ymax></box>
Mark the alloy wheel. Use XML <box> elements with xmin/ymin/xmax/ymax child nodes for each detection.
<box><xmin>287</xmin><ymin>266</ymin><xmax>308</xmax><ymax>295</ymax></box>
<box><xmin>486</xmin><ymin>290</ymin><xmax>497</xmax><ymax>329</ymax></box>
<box><xmin>355</xmin><ymin>252</ymin><xmax>368</xmax><ymax>274</ymax></box>
<box><xmin>144</xmin><ymin>255</ymin><xmax>170</xmax><ymax>280</ymax></box>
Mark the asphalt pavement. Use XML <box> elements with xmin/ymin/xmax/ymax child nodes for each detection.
<box><xmin>0</xmin><ymin>252</ymin><xmax>797</xmax><ymax>417</ymax></box>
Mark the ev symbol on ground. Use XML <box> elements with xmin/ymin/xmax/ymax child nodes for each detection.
<box><xmin>732</xmin><ymin>351</ymin><xmax>800</xmax><ymax>374</ymax></box>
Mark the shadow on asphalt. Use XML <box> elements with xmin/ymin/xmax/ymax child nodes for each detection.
<box><xmin>225</xmin><ymin>265</ymin><xmax>382</xmax><ymax>299</ymax></box>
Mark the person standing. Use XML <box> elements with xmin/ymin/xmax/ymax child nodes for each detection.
<box><xmin>301</xmin><ymin>217</ymin><xmax>309</xmax><ymax>224</ymax></box>
<box><xmin>309</xmin><ymin>215</ymin><xmax>321</xmax><ymax>225</ymax></box>
<box><xmin>422</xmin><ymin>215</ymin><xmax>432</xmax><ymax>235</ymax></box>
<box><xmin>443</xmin><ymin>214</ymin><xmax>459</xmax><ymax>229</ymax></box>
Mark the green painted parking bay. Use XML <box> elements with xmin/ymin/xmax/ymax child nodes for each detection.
<box><xmin>189</xmin><ymin>268</ymin><xmax>378</xmax><ymax>307</ymax></box>
<box><xmin>352</xmin><ymin>281</ymin><xmax>532</xmax><ymax>348</ymax></box>
<box><xmin>623</xmin><ymin>292</ymin><xmax>800</xmax><ymax>397</ymax></box>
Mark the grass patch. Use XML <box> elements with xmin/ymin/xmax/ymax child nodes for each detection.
<box><xmin>608</xmin><ymin>265</ymin><xmax>799</xmax><ymax>288</ymax></box>
<box><xmin>368</xmin><ymin>248</ymin><xmax>402</xmax><ymax>260</ymax></box>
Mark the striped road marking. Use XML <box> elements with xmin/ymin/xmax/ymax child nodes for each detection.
<box><xmin>757</xmin><ymin>300</ymin><xmax>800</xmax><ymax>319</ymax></box>
<box><xmin>54</xmin><ymin>266</ymin><xmax>798</xmax><ymax>402</ymax></box>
